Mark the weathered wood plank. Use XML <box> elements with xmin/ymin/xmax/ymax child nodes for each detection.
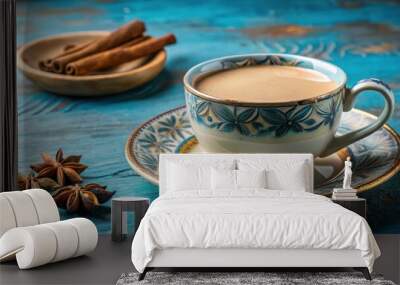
<box><xmin>16</xmin><ymin>0</ymin><xmax>400</xmax><ymax>233</ymax></box>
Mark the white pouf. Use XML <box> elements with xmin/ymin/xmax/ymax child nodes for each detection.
<box><xmin>0</xmin><ymin>189</ymin><xmax>98</xmax><ymax>269</ymax></box>
<box><xmin>0</xmin><ymin>219</ymin><xmax>98</xmax><ymax>269</ymax></box>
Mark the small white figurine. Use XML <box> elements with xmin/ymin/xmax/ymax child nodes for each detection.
<box><xmin>343</xmin><ymin>156</ymin><xmax>352</xmax><ymax>189</ymax></box>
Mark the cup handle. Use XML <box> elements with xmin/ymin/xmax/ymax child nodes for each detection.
<box><xmin>320</xmin><ymin>78</ymin><xmax>395</xmax><ymax>157</ymax></box>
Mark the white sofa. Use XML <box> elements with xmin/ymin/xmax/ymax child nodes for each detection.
<box><xmin>0</xmin><ymin>189</ymin><xmax>98</xmax><ymax>269</ymax></box>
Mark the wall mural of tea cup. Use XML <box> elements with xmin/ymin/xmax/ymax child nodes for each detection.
<box><xmin>184</xmin><ymin>54</ymin><xmax>395</xmax><ymax>157</ymax></box>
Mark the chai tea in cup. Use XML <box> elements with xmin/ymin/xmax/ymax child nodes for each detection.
<box><xmin>195</xmin><ymin>65</ymin><xmax>339</xmax><ymax>104</ymax></box>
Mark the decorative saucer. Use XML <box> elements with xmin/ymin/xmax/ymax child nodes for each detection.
<box><xmin>125</xmin><ymin>106</ymin><xmax>400</xmax><ymax>195</ymax></box>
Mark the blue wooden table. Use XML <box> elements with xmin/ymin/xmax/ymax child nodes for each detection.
<box><xmin>17</xmin><ymin>0</ymin><xmax>400</xmax><ymax>233</ymax></box>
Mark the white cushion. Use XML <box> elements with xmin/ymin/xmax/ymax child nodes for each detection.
<box><xmin>238</xmin><ymin>159</ymin><xmax>309</xmax><ymax>191</ymax></box>
<box><xmin>211</xmin><ymin>169</ymin><xmax>267</xmax><ymax>191</ymax></box>
<box><xmin>236</xmin><ymin>169</ymin><xmax>267</xmax><ymax>189</ymax></box>
<box><xmin>166</xmin><ymin>160</ymin><xmax>235</xmax><ymax>192</ymax></box>
<box><xmin>267</xmin><ymin>167</ymin><xmax>307</xmax><ymax>191</ymax></box>
<box><xmin>211</xmin><ymin>168</ymin><xmax>236</xmax><ymax>190</ymax></box>
<box><xmin>167</xmin><ymin>163</ymin><xmax>211</xmax><ymax>191</ymax></box>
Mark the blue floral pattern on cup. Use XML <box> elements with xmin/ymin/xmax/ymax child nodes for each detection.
<box><xmin>186</xmin><ymin>90</ymin><xmax>344</xmax><ymax>138</ymax></box>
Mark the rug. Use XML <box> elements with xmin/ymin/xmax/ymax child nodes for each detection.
<box><xmin>116</xmin><ymin>272</ymin><xmax>396</xmax><ymax>285</ymax></box>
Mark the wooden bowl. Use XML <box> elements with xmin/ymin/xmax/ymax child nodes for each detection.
<box><xmin>17</xmin><ymin>31</ymin><xmax>166</xmax><ymax>96</ymax></box>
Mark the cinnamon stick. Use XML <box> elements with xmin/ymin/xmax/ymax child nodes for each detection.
<box><xmin>38</xmin><ymin>61</ymin><xmax>51</xmax><ymax>72</ymax></box>
<box><xmin>63</xmin><ymin>44</ymin><xmax>78</xmax><ymax>52</ymax></box>
<box><xmin>46</xmin><ymin>36</ymin><xmax>148</xmax><ymax>72</ymax></box>
<box><xmin>39</xmin><ymin>41</ymin><xmax>93</xmax><ymax>72</ymax></box>
<box><xmin>38</xmin><ymin>34</ymin><xmax>148</xmax><ymax>73</ymax></box>
<box><xmin>65</xmin><ymin>33</ymin><xmax>176</xmax><ymax>76</ymax></box>
<box><xmin>56</xmin><ymin>42</ymin><xmax>92</xmax><ymax>57</ymax></box>
<box><xmin>51</xmin><ymin>20</ymin><xmax>146</xmax><ymax>73</ymax></box>
<box><xmin>119</xmin><ymin>35</ymin><xmax>150</xmax><ymax>48</ymax></box>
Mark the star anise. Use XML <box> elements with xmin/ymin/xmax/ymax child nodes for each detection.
<box><xmin>30</xmin><ymin>148</ymin><xmax>87</xmax><ymax>186</ymax></box>
<box><xmin>52</xmin><ymin>183</ymin><xmax>115</xmax><ymax>214</ymax></box>
<box><xmin>17</xmin><ymin>172</ymin><xmax>60</xmax><ymax>191</ymax></box>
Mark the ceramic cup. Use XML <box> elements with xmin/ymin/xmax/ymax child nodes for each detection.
<box><xmin>183</xmin><ymin>54</ymin><xmax>395</xmax><ymax>157</ymax></box>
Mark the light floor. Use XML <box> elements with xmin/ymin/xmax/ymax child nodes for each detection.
<box><xmin>0</xmin><ymin>235</ymin><xmax>399</xmax><ymax>285</ymax></box>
